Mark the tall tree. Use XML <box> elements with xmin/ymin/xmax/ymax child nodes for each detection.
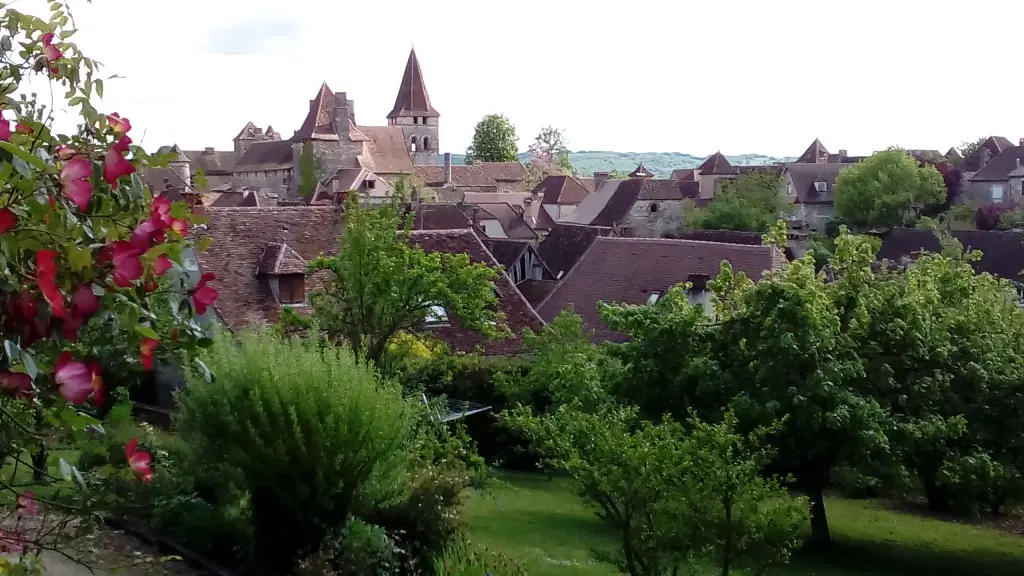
<box><xmin>833</xmin><ymin>148</ymin><xmax>945</xmax><ymax>231</ymax></box>
<box><xmin>287</xmin><ymin>186</ymin><xmax>506</xmax><ymax>366</ymax></box>
<box><xmin>528</xmin><ymin>126</ymin><xmax>574</xmax><ymax>176</ymax></box>
<box><xmin>689</xmin><ymin>173</ymin><xmax>791</xmax><ymax>233</ymax></box>
<box><xmin>465</xmin><ymin>114</ymin><xmax>519</xmax><ymax>163</ymax></box>
<box><xmin>957</xmin><ymin>136</ymin><xmax>987</xmax><ymax>158</ymax></box>
<box><xmin>296</xmin><ymin>141</ymin><xmax>325</xmax><ymax>197</ymax></box>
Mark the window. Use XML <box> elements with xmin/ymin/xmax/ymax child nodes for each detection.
<box><xmin>422</xmin><ymin>136</ymin><xmax>431</xmax><ymax>151</ymax></box>
<box><xmin>420</xmin><ymin>117</ymin><xmax>426</xmax><ymax>125</ymax></box>
<box><xmin>410</xmin><ymin>136</ymin><xmax>418</xmax><ymax>152</ymax></box>
<box><xmin>366</xmin><ymin>180</ymin><xmax>376</xmax><ymax>190</ymax></box>
<box><xmin>649</xmin><ymin>203</ymin><xmax>659</xmax><ymax>213</ymax></box>
<box><xmin>279</xmin><ymin>274</ymin><xmax>305</xmax><ymax>305</ymax></box>
<box><xmin>814</xmin><ymin>180</ymin><xmax>828</xmax><ymax>193</ymax></box>
<box><xmin>424</xmin><ymin>303</ymin><xmax>449</xmax><ymax>327</ymax></box>
<box><xmin>646</xmin><ymin>291</ymin><xmax>661</xmax><ymax>305</ymax></box>
<box><xmin>991</xmin><ymin>183</ymin><xmax>1005</xmax><ymax>203</ymax></box>
<box><xmin>413</xmin><ymin>117</ymin><xmax>419</xmax><ymax>125</ymax></box>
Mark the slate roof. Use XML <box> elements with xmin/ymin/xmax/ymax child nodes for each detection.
<box><xmin>472</xmin><ymin>202</ymin><xmax>538</xmax><ymax>240</ymax></box>
<box><xmin>209</xmin><ymin>191</ymin><xmax>262</xmax><ymax>208</ymax></box>
<box><xmin>234</xmin><ymin>140</ymin><xmax>294</xmax><ymax>171</ymax></box>
<box><xmin>482</xmin><ymin>238</ymin><xmax>532</xmax><ymax>269</ymax></box>
<box><xmin>968</xmin><ymin>146</ymin><xmax>1024</xmax><ymax>182</ymax></box>
<box><xmin>257</xmin><ymin>242</ymin><xmax>307</xmax><ymax>275</ymax></box>
<box><xmin>796</xmin><ymin>139</ymin><xmax>830</xmax><ymax>163</ymax></box>
<box><xmin>195</xmin><ymin>207</ymin><xmax>346</xmax><ymax>327</ymax></box>
<box><xmin>537</xmin><ymin>223</ymin><xmax>616</xmax><ymax>279</ymax></box>
<box><xmin>677</xmin><ymin>229</ymin><xmax>796</xmax><ymax>260</ymax></box>
<box><xmin>877</xmin><ymin>228</ymin><xmax>1024</xmax><ymax>283</ymax></box>
<box><xmin>291</xmin><ymin>83</ymin><xmax>368</xmax><ymax>143</ymax></box>
<box><xmin>670</xmin><ymin>168</ymin><xmax>698</xmax><ymax>181</ymax></box>
<box><xmin>785</xmin><ymin>162</ymin><xmax>853</xmax><ymax>204</ymax></box>
<box><xmin>408</xmin><ymin>229</ymin><xmax>544</xmax><ymax>355</ymax></box>
<box><xmin>410</xmin><ymin>203</ymin><xmax>474</xmax><ymax>230</ymax></box>
<box><xmin>532</xmin><ymin>175</ymin><xmax>591</xmax><ymax>205</ymax></box>
<box><xmin>962</xmin><ymin>136</ymin><xmax>1014</xmax><ymax>172</ymax></box>
<box><xmin>698</xmin><ymin>152</ymin><xmax>736</xmax><ymax>175</ymax></box>
<box><xmin>567</xmin><ymin>178</ymin><xmax>696</xmax><ymax>227</ymax></box>
<box><xmin>186</xmin><ymin>148</ymin><xmax>236</xmax><ymax>176</ymax></box>
<box><xmin>415</xmin><ymin>162</ymin><xmax>528</xmax><ymax>188</ymax></box>
<box><xmin>537</xmin><ymin>237</ymin><xmax>785</xmax><ymax>342</ymax></box>
<box><xmin>356</xmin><ymin>125</ymin><xmax>415</xmax><ymax>174</ymax></box>
<box><xmin>387</xmin><ymin>48</ymin><xmax>439</xmax><ymax>119</ymax></box>
<box><xmin>516</xmin><ymin>279</ymin><xmax>558</xmax><ymax>307</ymax></box>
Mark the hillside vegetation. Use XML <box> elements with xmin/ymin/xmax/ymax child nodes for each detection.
<box><xmin>449</xmin><ymin>151</ymin><xmax>795</xmax><ymax>177</ymax></box>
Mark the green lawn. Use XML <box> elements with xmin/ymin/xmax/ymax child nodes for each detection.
<box><xmin>465</xmin><ymin>471</ymin><xmax>1024</xmax><ymax>575</ymax></box>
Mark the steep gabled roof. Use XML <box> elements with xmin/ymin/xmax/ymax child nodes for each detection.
<box><xmin>233</xmin><ymin>140</ymin><xmax>294</xmax><ymax>171</ymax></box>
<box><xmin>946</xmin><ymin>147</ymin><xmax>963</xmax><ymax>161</ymax></box>
<box><xmin>697</xmin><ymin>152</ymin><xmax>736</xmax><ymax>175</ymax></box>
<box><xmin>408</xmin><ymin>229</ymin><xmax>543</xmax><ymax>355</ymax></box>
<box><xmin>532</xmin><ymin>175</ymin><xmax>591</xmax><ymax>205</ymax></box>
<box><xmin>968</xmin><ymin>146</ymin><xmax>1024</xmax><ymax>182</ymax></box>
<box><xmin>628</xmin><ymin>163</ymin><xmax>653</xmax><ymax>178</ymax></box>
<box><xmin>537</xmin><ymin>223</ymin><xmax>616</xmax><ymax>279</ymax></box>
<box><xmin>293</xmin><ymin>83</ymin><xmax>338</xmax><ymax>141</ymax></box>
<box><xmin>234</xmin><ymin>121</ymin><xmax>258</xmax><ymax>140</ymax></box>
<box><xmin>796</xmin><ymin>139</ymin><xmax>830</xmax><ymax>163</ymax></box>
<box><xmin>258</xmin><ymin>242</ymin><xmax>307</xmax><ymax>275</ymax></box>
<box><xmin>387</xmin><ymin>48</ymin><xmax>439</xmax><ymax>119</ymax></box>
<box><xmin>785</xmin><ymin>162</ymin><xmax>853</xmax><ymax>204</ymax></box>
<box><xmin>537</xmin><ymin>237</ymin><xmax>785</xmax><ymax>342</ymax></box>
<box><xmin>962</xmin><ymin>136</ymin><xmax>1014</xmax><ymax>172</ymax></box>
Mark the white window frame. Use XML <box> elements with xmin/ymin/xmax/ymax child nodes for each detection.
<box><xmin>646</xmin><ymin>292</ymin><xmax>661</xmax><ymax>305</ymax></box>
<box><xmin>991</xmin><ymin>183</ymin><xmax>1005</xmax><ymax>203</ymax></box>
<box><xmin>814</xmin><ymin>180</ymin><xmax>828</xmax><ymax>193</ymax></box>
<box><xmin>424</xmin><ymin>303</ymin><xmax>450</xmax><ymax>327</ymax></box>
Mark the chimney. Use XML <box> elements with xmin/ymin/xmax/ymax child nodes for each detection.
<box><xmin>204</xmin><ymin>147</ymin><xmax>215</xmax><ymax>154</ymax></box>
<box><xmin>594</xmin><ymin>171</ymin><xmax>610</xmax><ymax>189</ymax></box>
<box><xmin>838</xmin><ymin>149</ymin><xmax>848</xmax><ymax>157</ymax></box>
<box><xmin>1019</xmin><ymin>138</ymin><xmax>1024</xmax><ymax>147</ymax></box>
<box><xmin>443</xmin><ymin>153</ymin><xmax>453</xmax><ymax>184</ymax></box>
<box><xmin>471</xmin><ymin>206</ymin><xmax>481</xmax><ymax>228</ymax></box>
<box><xmin>1016</xmin><ymin>158</ymin><xmax>1021</xmax><ymax>170</ymax></box>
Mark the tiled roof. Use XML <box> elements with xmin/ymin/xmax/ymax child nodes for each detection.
<box><xmin>234</xmin><ymin>140</ymin><xmax>294</xmax><ymax>171</ymax></box>
<box><xmin>677</xmin><ymin>229</ymin><xmax>796</xmax><ymax>260</ymax></box>
<box><xmin>533</xmin><ymin>203</ymin><xmax>557</xmax><ymax>230</ymax></box>
<box><xmin>532</xmin><ymin>175</ymin><xmax>590</xmax><ymax>205</ymax></box>
<box><xmin>257</xmin><ymin>242</ymin><xmax>307</xmax><ymax>275</ymax></box>
<box><xmin>415</xmin><ymin>163</ymin><xmax>527</xmax><ymax>188</ymax></box>
<box><xmin>292</xmin><ymin>83</ymin><xmax>338</xmax><ymax>141</ymax></box>
<box><xmin>796</xmin><ymin>139</ymin><xmax>830</xmax><ymax>163</ymax></box>
<box><xmin>185</xmin><ymin>148</ymin><xmax>236</xmax><ymax>175</ymax></box>
<box><xmin>537</xmin><ymin>223</ymin><xmax>615</xmax><ymax>279</ymax></box>
<box><xmin>472</xmin><ymin>202</ymin><xmax>538</xmax><ymax>240</ymax></box>
<box><xmin>968</xmin><ymin>146</ymin><xmax>1024</xmax><ymax>182</ymax></box>
<box><xmin>638</xmin><ymin>179</ymin><xmax>698</xmax><ymax>201</ymax></box>
<box><xmin>482</xmin><ymin>238</ymin><xmax>531</xmax><ymax>270</ymax></box>
<box><xmin>566</xmin><ymin>178</ymin><xmax>695</xmax><ymax>227</ymax></box>
<box><xmin>877</xmin><ymin>228</ymin><xmax>1024</xmax><ymax>283</ymax></box>
<box><xmin>962</xmin><ymin>136</ymin><xmax>1013</xmax><ymax>172</ymax></box>
<box><xmin>670</xmin><ymin>168</ymin><xmax>698</xmax><ymax>181</ymax></box>
<box><xmin>628</xmin><ymin>163</ymin><xmax>654</xmax><ymax>178</ymax></box>
<box><xmin>698</xmin><ymin>152</ymin><xmax>736</xmax><ymax>175</ymax></box>
<box><xmin>516</xmin><ymin>279</ymin><xmax>558</xmax><ymax>307</ymax></box>
<box><xmin>408</xmin><ymin>229</ymin><xmax>544</xmax><ymax>355</ymax></box>
<box><xmin>785</xmin><ymin>162</ymin><xmax>853</xmax><ymax>204</ymax></box>
<box><xmin>195</xmin><ymin>207</ymin><xmax>346</xmax><ymax>327</ymax></box>
<box><xmin>357</xmin><ymin>125</ymin><xmax>415</xmax><ymax>175</ymax></box>
<box><xmin>945</xmin><ymin>147</ymin><xmax>963</xmax><ymax>161</ymax></box>
<box><xmin>410</xmin><ymin>203</ymin><xmax>473</xmax><ymax>230</ymax></box>
<box><xmin>387</xmin><ymin>48</ymin><xmax>439</xmax><ymax>119</ymax></box>
<box><xmin>209</xmin><ymin>191</ymin><xmax>262</xmax><ymax>208</ymax></box>
<box><xmin>537</xmin><ymin>237</ymin><xmax>785</xmax><ymax>342</ymax></box>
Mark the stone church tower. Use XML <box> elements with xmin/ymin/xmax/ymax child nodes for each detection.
<box><xmin>387</xmin><ymin>48</ymin><xmax>441</xmax><ymax>166</ymax></box>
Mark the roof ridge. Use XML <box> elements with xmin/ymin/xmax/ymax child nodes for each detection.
<box><xmin>463</xmin><ymin>228</ymin><xmax>547</xmax><ymax>327</ymax></box>
<box><xmin>536</xmin><ymin>230</ymin><xmax>605</xmax><ymax>313</ymax></box>
<box><xmin>594</xmin><ymin>235</ymin><xmax>772</xmax><ymax>251</ymax></box>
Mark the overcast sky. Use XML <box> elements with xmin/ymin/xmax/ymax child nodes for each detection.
<box><xmin>21</xmin><ymin>0</ymin><xmax>1024</xmax><ymax>157</ymax></box>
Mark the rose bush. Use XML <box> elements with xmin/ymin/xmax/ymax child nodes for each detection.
<box><xmin>0</xmin><ymin>1</ymin><xmax>215</xmax><ymax>566</ymax></box>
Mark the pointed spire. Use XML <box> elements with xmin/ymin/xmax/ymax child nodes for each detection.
<box><xmin>697</xmin><ymin>151</ymin><xmax>735</xmax><ymax>175</ymax></box>
<box><xmin>628</xmin><ymin>162</ymin><xmax>652</xmax><ymax>178</ymax></box>
<box><xmin>387</xmin><ymin>48</ymin><xmax>439</xmax><ymax>119</ymax></box>
<box><xmin>292</xmin><ymin>82</ymin><xmax>337</xmax><ymax>141</ymax></box>
<box><xmin>169</xmin><ymin>143</ymin><xmax>191</xmax><ymax>163</ymax></box>
<box><xmin>796</xmin><ymin>139</ymin><xmax>829</xmax><ymax>163</ymax></box>
<box><xmin>234</xmin><ymin>121</ymin><xmax>258</xmax><ymax>141</ymax></box>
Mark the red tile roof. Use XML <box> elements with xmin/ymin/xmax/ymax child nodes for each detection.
<box><xmin>408</xmin><ymin>229</ymin><xmax>544</xmax><ymax>355</ymax></box>
<box><xmin>532</xmin><ymin>175</ymin><xmax>591</xmax><ymax>205</ymax></box>
<box><xmin>195</xmin><ymin>207</ymin><xmax>346</xmax><ymax>327</ymax></box>
<box><xmin>628</xmin><ymin>163</ymin><xmax>654</xmax><ymax>178</ymax></box>
<box><xmin>357</xmin><ymin>125</ymin><xmax>415</xmax><ymax>174</ymax></box>
<box><xmin>537</xmin><ymin>237</ymin><xmax>784</xmax><ymax>342</ymax></box>
<box><xmin>387</xmin><ymin>48</ymin><xmax>439</xmax><ymax>119</ymax></box>
<box><xmin>415</xmin><ymin>162</ymin><xmax>527</xmax><ymax>188</ymax></box>
<box><xmin>537</xmin><ymin>223</ymin><xmax>616</xmax><ymax>279</ymax></box>
<box><xmin>257</xmin><ymin>242</ymin><xmax>307</xmax><ymax>275</ymax></box>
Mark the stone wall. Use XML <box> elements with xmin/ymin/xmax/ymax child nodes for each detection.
<box><xmin>231</xmin><ymin>168</ymin><xmax>291</xmax><ymax>194</ymax></box>
<box><xmin>624</xmin><ymin>199</ymin><xmax>685</xmax><ymax>238</ymax></box>
<box><xmin>792</xmin><ymin>204</ymin><xmax>834</xmax><ymax>233</ymax></box>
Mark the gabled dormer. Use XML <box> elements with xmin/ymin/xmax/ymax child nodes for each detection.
<box><xmin>257</xmin><ymin>242</ymin><xmax>307</xmax><ymax>306</ymax></box>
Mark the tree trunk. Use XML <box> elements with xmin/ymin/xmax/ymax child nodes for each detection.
<box><xmin>808</xmin><ymin>488</ymin><xmax>831</xmax><ymax>546</ymax></box>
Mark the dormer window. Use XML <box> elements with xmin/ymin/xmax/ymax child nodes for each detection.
<box><xmin>279</xmin><ymin>274</ymin><xmax>306</xmax><ymax>305</ymax></box>
<box><xmin>366</xmin><ymin>180</ymin><xmax>376</xmax><ymax>190</ymax></box>
<box><xmin>646</xmin><ymin>291</ymin><xmax>661</xmax><ymax>305</ymax></box>
<box><xmin>814</xmin><ymin>180</ymin><xmax>828</xmax><ymax>193</ymax></box>
<box><xmin>424</xmin><ymin>303</ymin><xmax>450</xmax><ymax>327</ymax></box>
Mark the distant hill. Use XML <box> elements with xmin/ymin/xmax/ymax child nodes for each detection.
<box><xmin>449</xmin><ymin>151</ymin><xmax>797</xmax><ymax>178</ymax></box>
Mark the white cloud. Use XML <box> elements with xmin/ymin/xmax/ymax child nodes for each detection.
<box><xmin>13</xmin><ymin>0</ymin><xmax>1024</xmax><ymax>158</ymax></box>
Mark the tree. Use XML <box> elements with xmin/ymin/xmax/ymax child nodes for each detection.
<box><xmin>465</xmin><ymin>114</ymin><xmax>519</xmax><ymax>163</ymax></box>
<box><xmin>288</xmin><ymin>188</ymin><xmax>506</xmax><ymax>366</ymax></box>
<box><xmin>505</xmin><ymin>404</ymin><xmax>807</xmax><ymax>575</ymax></box>
<box><xmin>689</xmin><ymin>173</ymin><xmax>791</xmax><ymax>233</ymax></box>
<box><xmin>0</xmin><ymin>4</ymin><xmax>213</xmax><ymax>569</ymax></box>
<box><xmin>296</xmin><ymin>141</ymin><xmax>325</xmax><ymax>197</ymax></box>
<box><xmin>957</xmin><ymin>137</ymin><xmax>987</xmax><ymax>158</ymax></box>
<box><xmin>833</xmin><ymin>148</ymin><xmax>946</xmax><ymax>230</ymax></box>
<box><xmin>527</xmin><ymin>126</ymin><xmax>574</xmax><ymax>176</ymax></box>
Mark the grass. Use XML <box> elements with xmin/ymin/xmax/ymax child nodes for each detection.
<box><xmin>465</xmin><ymin>470</ymin><xmax>1024</xmax><ymax>576</ymax></box>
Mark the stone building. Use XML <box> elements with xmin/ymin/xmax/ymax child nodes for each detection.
<box><xmin>145</xmin><ymin>48</ymin><xmax>441</xmax><ymax>201</ymax></box>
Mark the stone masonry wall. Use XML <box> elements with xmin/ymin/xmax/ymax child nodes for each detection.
<box><xmin>625</xmin><ymin>199</ymin><xmax>685</xmax><ymax>238</ymax></box>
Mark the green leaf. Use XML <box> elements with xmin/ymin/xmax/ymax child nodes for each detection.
<box><xmin>58</xmin><ymin>457</ymin><xmax>73</xmax><ymax>481</ymax></box>
<box><xmin>0</xmin><ymin>140</ymin><xmax>44</xmax><ymax>170</ymax></box>
<box><xmin>193</xmin><ymin>358</ymin><xmax>212</xmax><ymax>383</ymax></box>
<box><xmin>66</xmin><ymin>244</ymin><xmax>92</xmax><ymax>272</ymax></box>
<box><xmin>94</xmin><ymin>78</ymin><xmax>103</xmax><ymax>98</ymax></box>
<box><xmin>20</xmin><ymin>349</ymin><xmax>37</xmax><ymax>380</ymax></box>
<box><xmin>3</xmin><ymin>340</ymin><xmax>19</xmax><ymax>363</ymax></box>
<box><xmin>136</xmin><ymin>324</ymin><xmax>159</xmax><ymax>340</ymax></box>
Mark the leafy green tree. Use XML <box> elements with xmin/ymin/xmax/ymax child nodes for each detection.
<box><xmin>689</xmin><ymin>173</ymin><xmax>791</xmax><ymax>233</ymax></box>
<box><xmin>505</xmin><ymin>404</ymin><xmax>807</xmax><ymax>575</ymax></box>
<box><xmin>296</xmin><ymin>140</ymin><xmax>325</xmax><ymax>197</ymax></box>
<box><xmin>287</xmin><ymin>189</ymin><xmax>505</xmax><ymax>366</ymax></box>
<box><xmin>957</xmin><ymin>136</ymin><xmax>987</xmax><ymax>158</ymax></box>
<box><xmin>833</xmin><ymin>148</ymin><xmax>945</xmax><ymax>230</ymax></box>
<box><xmin>465</xmin><ymin>114</ymin><xmax>519</xmax><ymax>163</ymax></box>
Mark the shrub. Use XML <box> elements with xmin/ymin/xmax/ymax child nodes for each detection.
<box><xmin>431</xmin><ymin>538</ymin><xmax>528</xmax><ymax>576</ymax></box>
<box><xmin>177</xmin><ymin>331</ymin><xmax>413</xmax><ymax>572</ymax></box>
